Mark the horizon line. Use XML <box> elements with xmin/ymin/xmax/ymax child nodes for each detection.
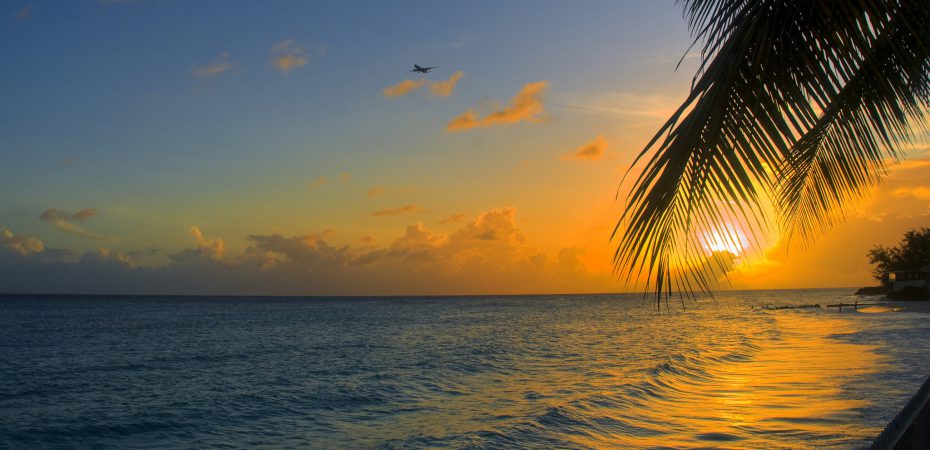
<box><xmin>0</xmin><ymin>286</ymin><xmax>867</xmax><ymax>300</ymax></box>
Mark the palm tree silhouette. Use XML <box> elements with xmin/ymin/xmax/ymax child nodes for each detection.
<box><xmin>614</xmin><ymin>0</ymin><xmax>930</xmax><ymax>307</ymax></box>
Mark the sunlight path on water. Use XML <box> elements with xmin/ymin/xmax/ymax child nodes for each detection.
<box><xmin>591</xmin><ymin>312</ymin><xmax>884</xmax><ymax>449</ymax></box>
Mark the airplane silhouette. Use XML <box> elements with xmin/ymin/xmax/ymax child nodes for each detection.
<box><xmin>411</xmin><ymin>64</ymin><xmax>436</xmax><ymax>74</ymax></box>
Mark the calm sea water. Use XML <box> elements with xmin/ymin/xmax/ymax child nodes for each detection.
<box><xmin>1</xmin><ymin>289</ymin><xmax>929</xmax><ymax>449</ymax></box>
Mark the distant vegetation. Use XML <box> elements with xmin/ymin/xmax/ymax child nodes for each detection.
<box><xmin>868</xmin><ymin>227</ymin><xmax>930</xmax><ymax>286</ymax></box>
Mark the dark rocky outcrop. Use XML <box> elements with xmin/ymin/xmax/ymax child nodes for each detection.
<box><xmin>855</xmin><ymin>285</ymin><xmax>889</xmax><ymax>296</ymax></box>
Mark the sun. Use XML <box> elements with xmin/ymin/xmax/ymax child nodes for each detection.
<box><xmin>700</xmin><ymin>223</ymin><xmax>750</xmax><ymax>256</ymax></box>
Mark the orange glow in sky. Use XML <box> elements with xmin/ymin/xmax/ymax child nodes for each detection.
<box><xmin>1</xmin><ymin>2</ymin><xmax>929</xmax><ymax>295</ymax></box>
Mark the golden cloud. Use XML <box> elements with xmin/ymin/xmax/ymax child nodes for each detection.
<box><xmin>567</xmin><ymin>135</ymin><xmax>608</xmax><ymax>160</ymax></box>
<box><xmin>1</xmin><ymin>228</ymin><xmax>44</xmax><ymax>255</ymax></box>
<box><xmin>450</xmin><ymin>207</ymin><xmax>525</xmax><ymax>246</ymax></box>
<box><xmin>446</xmin><ymin>111</ymin><xmax>480</xmax><ymax>131</ymax></box>
<box><xmin>193</xmin><ymin>52</ymin><xmax>233</xmax><ymax>78</ymax></box>
<box><xmin>271</xmin><ymin>40</ymin><xmax>308</xmax><ymax>74</ymax></box>
<box><xmin>428</xmin><ymin>71</ymin><xmax>464</xmax><ymax>97</ymax></box>
<box><xmin>188</xmin><ymin>226</ymin><xmax>225</xmax><ymax>260</ymax></box>
<box><xmin>371</xmin><ymin>205</ymin><xmax>425</xmax><ymax>217</ymax></box>
<box><xmin>2</xmin><ymin>207</ymin><xmax>615</xmax><ymax>295</ymax></box>
<box><xmin>383</xmin><ymin>71</ymin><xmax>464</xmax><ymax>99</ymax></box>
<box><xmin>273</xmin><ymin>54</ymin><xmax>306</xmax><ymax>74</ymax></box>
<box><xmin>383</xmin><ymin>79</ymin><xmax>427</xmax><ymax>98</ymax></box>
<box><xmin>447</xmin><ymin>81</ymin><xmax>549</xmax><ymax>132</ymax></box>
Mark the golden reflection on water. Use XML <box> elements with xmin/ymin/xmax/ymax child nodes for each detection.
<box><xmin>586</xmin><ymin>311</ymin><xmax>886</xmax><ymax>449</ymax></box>
<box><xmin>341</xmin><ymin>305</ymin><xmax>889</xmax><ymax>449</ymax></box>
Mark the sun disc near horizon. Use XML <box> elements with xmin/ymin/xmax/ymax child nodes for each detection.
<box><xmin>700</xmin><ymin>224</ymin><xmax>750</xmax><ymax>256</ymax></box>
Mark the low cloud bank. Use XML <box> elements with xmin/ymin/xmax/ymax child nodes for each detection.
<box><xmin>0</xmin><ymin>208</ymin><xmax>606</xmax><ymax>295</ymax></box>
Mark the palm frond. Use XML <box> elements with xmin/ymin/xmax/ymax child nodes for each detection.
<box><xmin>614</xmin><ymin>0</ymin><xmax>930</xmax><ymax>307</ymax></box>
<box><xmin>779</xmin><ymin>2</ymin><xmax>930</xmax><ymax>244</ymax></box>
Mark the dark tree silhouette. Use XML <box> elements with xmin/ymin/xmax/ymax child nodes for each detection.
<box><xmin>869</xmin><ymin>227</ymin><xmax>930</xmax><ymax>285</ymax></box>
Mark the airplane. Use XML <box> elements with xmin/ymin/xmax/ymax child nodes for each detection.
<box><xmin>411</xmin><ymin>64</ymin><xmax>436</xmax><ymax>74</ymax></box>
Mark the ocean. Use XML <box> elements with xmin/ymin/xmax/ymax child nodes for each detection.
<box><xmin>1</xmin><ymin>289</ymin><xmax>928</xmax><ymax>449</ymax></box>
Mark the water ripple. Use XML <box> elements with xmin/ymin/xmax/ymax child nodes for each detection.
<box><xmin>1</xmin><ymin>290</ymin><xmax>928</xmax><ymax>449</ymax></box>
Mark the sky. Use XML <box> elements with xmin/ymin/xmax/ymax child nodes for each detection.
<box><xmin>2</xmin><ymin>0</ymin><xmax>929</xmax><ymax>295</ymax></box>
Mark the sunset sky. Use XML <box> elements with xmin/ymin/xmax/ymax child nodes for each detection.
<box><xmin>2</xmin><ymin>0</ymin><xmax>929</xmax><ymax>295</ymax></box>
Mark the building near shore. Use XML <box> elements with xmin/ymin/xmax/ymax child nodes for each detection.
<box><xmin>889</xmin><ymin>264</ymin><xmax>930</xmax><ymax>299</ymax></box>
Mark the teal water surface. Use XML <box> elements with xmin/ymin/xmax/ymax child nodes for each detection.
<box><xmin>1</xmin><ymin>289</ymin><xmax>928</xmax><ymax>449</ymax></box>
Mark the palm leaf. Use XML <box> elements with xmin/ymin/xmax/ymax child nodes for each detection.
<box><xmin>614</xmin><ymin>0</ymin><xmax>930</xmax><ymax>307</ymax></box>
<box><xmin>779</xmin><ymin>2</ymin><xmax>930</xmax><ymax>244</ymax></box>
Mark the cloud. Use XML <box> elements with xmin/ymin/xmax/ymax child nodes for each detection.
<box><xmin>450</xmin><ymin>208</ymin><xmax>524</xmax><ymax>245</ymax></box>
<box><xmin>447</xmin><ymin>81</ymin><xmax>550</xmax><ymax>132</ymax></box>
<box><xmin>81</xmin><ymin>247</ymin><xmax>132</xmax><ymax>266</ymax></box>
<box><xmin>339</xmin><ymin>172</ymin><xmax>352</xmax><ymax>182</ymax></box>
<box><xmin>566</xmin><ymin>135</ymin><xmax>609</xmax><ymax>160</ymax></box>
<box><xmin>193</xmin><ymin>52</ymin><xmax>233</xmax><ymax>78</ymax></box>
<box><xmin>0</xmin><ymin>207</ymin><xmax>614</xmax><ymax>296</ymax></box>
<box><xmin>245</xmin><ymin>231</ymin><xmax>347</xmax><ymax>267</ymax></box>
<box><xmin>446</xmin><ymin>111</ymin><xmax>479</xmax><ymax>131</ymax></box>
<box><xmin>391</xmin><ymin>222</ymin><xmax>444</xmax><ymax>252</ymax></box>
<box><xmin>270</xmin><ymin>39</ymin><xmax>321</xmax><ymax>74</ymax></box>
<box><xmin>367</xmin><ymin>186</ymin><xmax>385</xmax><ymax>197</ymax></box>
<box><xmin>1</xmin><ymin>228</ymin><xmax>44</xmax><ymax>255</ymax></box>
<box><xmin>40</xmin><ymin>208</ymin><xmax>98</xmax><ymax>222</ymax></box>
<box><xmin>72</xmin><ymin>208</ymin><xmax>98</xmax><ymax>220</ymax></box>
<box><xmin>39</xmin><ymin>208</ymin><xmax>108</xmax><ymax>240</ymax></box>
<box><xmin>440</xmin><ymin>213</ymin><xmax>466</xmax><ymax>224</ymax></box>
<box><xmin>371</xmin><ymin>205</ymin><xmax>425</xmax><ymax>217</ymax></box>
<box><xmin>57</xmin><ymin>218</ymin><xmax>97</xmax><ymax>238</ymax></box>
<box><xmin>852</xmin><ymin>156</ymin><xmax>930</xmax><ymax>221</ymax></box>
<box><xmin>170</xmin><ymin>226</ymin><xmax>225</xmax><ymax>264</ymax></box>
<box><xmin>352</xmin><ymin>208</ymin><xmax>554</xmax><ymax>278</ymax></box>
<box><xmin>383</xmin><ymin>71</ymin><xmax>465</xmax><ymax>99</ymax></box>
<box><xmin>428</xmin><ymin>71</ymin><xmax>464</xmax><ymax>97</ymax></box>
<box><xmin>383</xmin><ymin>79</ymin><xmax>427</xmax><ymax>98</ymax></box>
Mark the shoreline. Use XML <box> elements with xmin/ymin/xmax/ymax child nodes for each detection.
<box><xmin>883</xmin><ymin>300</ymin><xmax>930</xmax><ymax>314</ymax></box>
<box><xmin>866</xmin><ymin>299</ymin><xmax>930</xmax><ymax>314</ymax></box>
